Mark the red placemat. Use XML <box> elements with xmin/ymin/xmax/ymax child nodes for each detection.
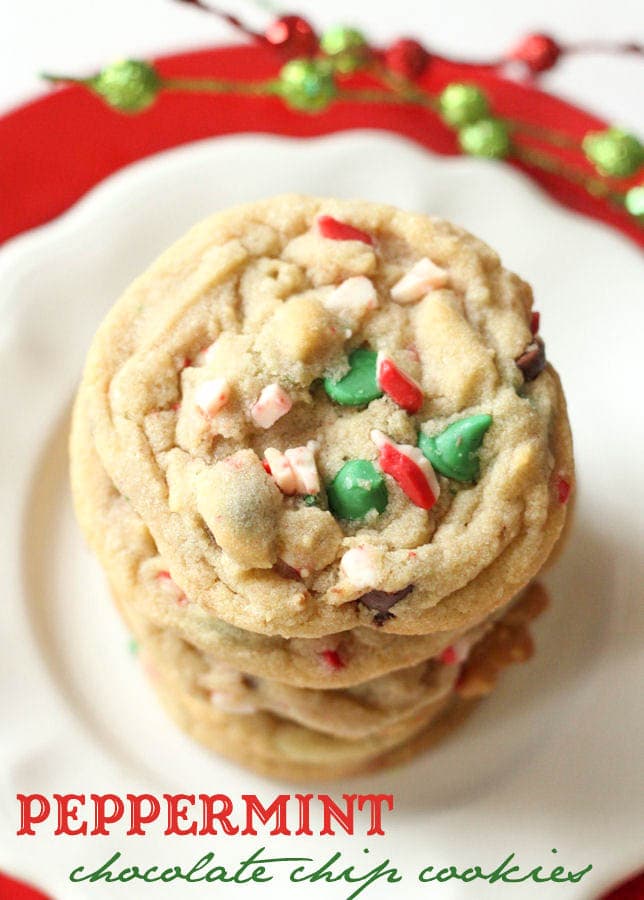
<box><xmin>0</xmin><ymin>872</ymin><xmax>51</xmax><ymax>900</ymax></box>
<box><xmin>0</xmin><ymin>43</ymin><xmax>642</xmax><ymax>247</ymax></box>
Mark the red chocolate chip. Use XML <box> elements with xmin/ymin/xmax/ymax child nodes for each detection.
<box><xmin>556</xmin><ymin>475</ymin><xmax>571</xmax><ymax>504</ymax></box>
<box><xmin>377</xmin><ymin>355</ymin><xmax>424</xmax><ymax>413</ymax></box>
<box><xmin>317</xmin><ymin>215</ymin><xmax>374</xmax><ymax>245</ymax></box>
<box><xmin>516</xmin><ymin>336</ymin><xmax>546</xmax><ymax>381</ymax></box>
<box><xmin>320</xmin><ymin>649</ymin><xmax>345</xmax><ymax>670</ymax></box>
<box><xmin>378</xmin><ymin>441</ymin><xmax>438</xmax><ymax>510</ymax></box>
<box><xmin>357</xmin><ymin>585</ymin><xmax>414</xmax><ymax>625</ymax></box>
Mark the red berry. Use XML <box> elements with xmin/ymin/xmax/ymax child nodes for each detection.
<box><xmin>509</xmin><ymin>33</ymin><xmax>561</xmax><ymax>73</ymax></box>
<box><xmin>320</xmin><ymin>649</ymin><xmax>345</xmax><ymax>671</ymax></box>
<box><xmin>530</xmin><ymin>311</ymin><xmax>540</xmax><ymax>335</ymax></box>
<box><xmin>265</xmin><ymin>15</ymin><xmax>317</xmax><ymax>57</ymax></box>
<box><xmin>556</xmin><ymin>475</ymin><xmax>571</xmax><ymax>504</ymax></box>
<box><xmin>317</xmin><ymin>215</ymin><xmax>373</xmax><ymax>245</ymax></box>
<box><xmin>385</xmin><ymin>38</ymin><xmax>429</xmax><ymax>80</ymax></box>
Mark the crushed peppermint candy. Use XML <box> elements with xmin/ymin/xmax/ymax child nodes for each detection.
<box><xmin>391</xmin><ymin>257</ymin><xmax>448</xmax><ymax>304</ymax></box>
<box><xmin>323</xmin><ymin>276</ymin><xmax>378</xmax><ymax>321</ymax></box>
<box><xmin>440</xmin><ymin>638</ymin><xmax>471</xmax><ymax>666</ymax></box>
<box><xmin>317</xmin><ymin>214</ymin><xmax>373</xmax><ymax>245</ymax></box>
<box><xmin>264</xmin><ymin>442</ymin><xmax>320</xmax><ymax>495</ymax></box>
<box><xmin>155</xmin><ymin>571</ymin><xmax>188</xmax><ymax>606</ymax></box>
<box><xmin>264</xmin><ymin>447</ymin><xmax>297</xmax><ymax>494</ymax></box>
<box><xmin>555</xmin><ymin>474</ymin><xmax>571</xmax><ymax>504</ymax></box>
<box><xmin>371</xmin><ymin>429</ymin><xmax>440</xmax><ymax>510</ymax></box>
<box><xmin>319</xmin><ymin>648</ymin><xmax>345</xmax><ymax>671</ymax></box>
<box><xmin>194</xmin><ymin>377</ymin><xmax>230</xmax><ymax>417</ymax></box>
<box><xmin>250</xmin><ymin>383</ymin><xmax>292</xmax><ymax>429</ymax></box>
<box><xmin>285</xmin><ymin>443</ymin><xmax>320</xmax><ymax>494</ymax></box>
<box><xmin>376</xmin><ymin>352</ymin><xmax>424</xmax><ymax>413</ymax></box>
<box><xmin>192</xmin><ymin>342</ymin><xmax>217</xmax><ymax>367</ymax></box>
<box><xmin>340</xmin><ymin>545</ymin><xmax>381</xmax><ymax>589</ymax></box>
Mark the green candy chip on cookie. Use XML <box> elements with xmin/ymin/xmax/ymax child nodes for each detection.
<box><xmin>418</xmin><ymin>414</ymin><xmax>492</xmax><ymax>483</ymax></box>
<box><xmin>323</xmin><ymin>348</ymin><xmax>383</xmax><ymax>406</ymax></box>
<box><xmin>327</xmin><ymin>459</ymin><xmax>388</xmax><ymax>520</ymax></box>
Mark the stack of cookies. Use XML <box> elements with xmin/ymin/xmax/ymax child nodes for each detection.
<box><xmin>70</xmin><ymin>196</ymin><xmax>573</xmax><ymax>780</ymax></box>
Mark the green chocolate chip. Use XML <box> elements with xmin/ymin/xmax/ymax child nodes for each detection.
<box><xmin>302</xmin><ymin>494</ymin><xmax>319</xmax><ymax>507</ymax></box>
<box><xmin>327</xmin><ymin>459</ymin><xmax>388</xmax><ymax>520</ymax></box>
<box><xmin>418</xmin><ymin>414</ymin><xmax>492</xmax><ymax>483</ymax></box>
<box><xmin>323</xmin><ymin>348</ymin><xmax>383</xmax><ymax>406</ymax></box>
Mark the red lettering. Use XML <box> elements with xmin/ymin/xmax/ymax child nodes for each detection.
<box><xmin>126</xmin><ymin>793</ymin><xmax>161</xmax><ymax>835</ymax></box>
<box><xmin>90</xmin><ymin>794</ymin><xmax>125</xmax><ymax>835</ymax></box>
<box><xmin>358</xmin><ymin>794</ymin><xmax>394</xmax><ymax>835</ymax></box>
<box><xmin>164</xmin><ymin>793</ymin><xmax>197</xmax><ymax>835</ymax></box>
<box><xmin>294</xmin><ymin>793</ymin><xmax>313</xmax><ymax>836</ymax></box>
<box><xmin>241</xmin><ymin>794</ymin><xmax>291</xmax><ymax>836</ymax></box>
<box><xmin>198</xmin><ymin>794</ymin><xmax>239</xmax><ymax>835</ymax></box>
<box><xmin>16</xmin><ymin>794</ymin><xmax>50</xmax><ymax>835</ymax></box>
<box><xmin>54</xmin><ymin>794</ymin><xmax>87</xmax><ymax>835</ymax></box>
<box><xmin>319</xmin><ymin>794</ymin><xmax>356</xmax><ymax>836</ymax></box>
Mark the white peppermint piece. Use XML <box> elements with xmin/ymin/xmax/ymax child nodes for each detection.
<box><xmin>264</xmin><ymin>447</ymin><xmax>297</xmax><ymax>494</ymax></box>
<box><xmin>340</xmin><ymin>545</ymin><xmax>382</xmax><ymax>589</ymax></box>
<box><xmin>323</xmin><ymin>276</ymin><xmax>378</xmax><ymax>323</ymax></box>
<box><xmin>451</xmin><ymin>637</ymin><xmax>472</xmax><ymax>663</ymax></box>
<box><xmin>250</xmin><ymin>383</ymin><xmax>292</xmax><ymax>429</ymax></box>
<box><xmin>193</xmin><ymin>342</ymin><xmax>217</xmax><ymax>366</ymax></box>
<box><xmin>391</xmin><ymin>257</ymin><xmax>448</xmax><ymax>304</ymax></box>
<box><xmin>194</xmin><ymin>377</ymin><xmax>230</xmax><ymax>417</ymax></box>
<box><xmin>284</xmin><ymin>442</ymin><xmax>320</xmax><ymax>494</ymax></box>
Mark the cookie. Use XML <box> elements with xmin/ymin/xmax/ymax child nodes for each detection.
<box><xmin>122</xmin><ymin>586</ymin><xmax>547</xmax><ymax>780</ymax></box>
<box><xmin>74</xmin><ymin>195</ymin><xmax>573</xmax><ymax>637</ymax></box>
<box><xmin>71</xmin><ymin>386</ymin><xmax>546</xmax><ymax>688</ymax></box>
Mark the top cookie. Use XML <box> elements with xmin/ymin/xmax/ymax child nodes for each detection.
<box><xmin>79</xmin><ymin>195</ymin><xmax>573</xmax><ymax>637</ymax></box>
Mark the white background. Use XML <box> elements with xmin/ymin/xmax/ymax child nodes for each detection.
<box><xmin>1</xmin><ymin>0</ymin><xmax>643</xmax><ymax>133</ymax></box>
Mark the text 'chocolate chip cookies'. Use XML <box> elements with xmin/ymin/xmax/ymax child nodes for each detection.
<box><xmin>71</xmin><ymin>195</ymin><xmax>573</xmax><ymax>778</ymax></box>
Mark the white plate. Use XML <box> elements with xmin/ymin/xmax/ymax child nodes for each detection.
<box><xmin>1</xmin><ymin>133</ymin><xmax>643</xmax><ymax>900</ymax></box>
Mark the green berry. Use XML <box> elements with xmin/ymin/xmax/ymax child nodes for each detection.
<box><xmin>320</xmin><ymin>26</ymin><xmax>368</xmax><ymax>73</ymax></box>
<box><xmin>583</xmin><ymin>128</ymin><xmax>644</xmax><ymax>178</ymax></box>
<box><xmin>458</xmin><ymin>119</ymin><xmax>511</xmax><ymax>159</ymax></box>
<box><xmin>91</xmin><ymin>59</ymin><xmax>160</xmax><ymax>113</ymax></box>
<box><xmin>327</xmin><ymin>459</ymin><xmax>388</xmax><ymax>520</ymax></box>
<box><xmin>418</xmin><ymin>414</ymin><xmax>492</xmax><ymax>483</ymax></box>
<box><xmin>439</xmin><ymin>83</ymin><xmax>489</xmax><ymax>127</ymax></box>
<box><xmin>278</xmin><ymin>58</ymin><xmax>336</xmax><ymax>112</ymax></box>
<box><xmin>625</xmin><ymin>185</ymin><xmax>644</xmax><ymax>218</ymax></box>
<box><xmin>323</xmin><ymin>348</ymin><xmax>383</xmax><ymax>406</ymax></box>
